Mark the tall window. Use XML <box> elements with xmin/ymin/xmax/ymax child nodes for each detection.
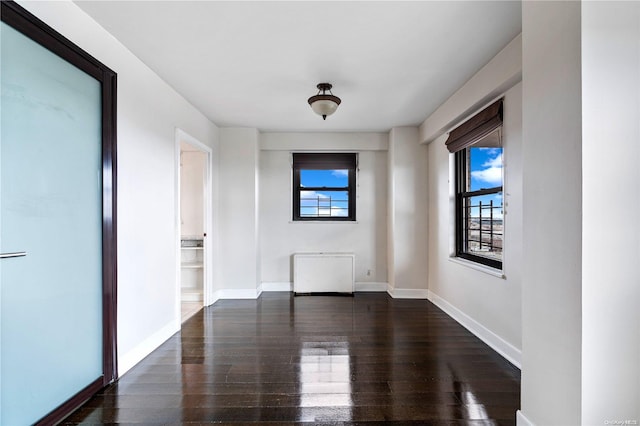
<box><xmin>292</xmin><ymin>153</ymin><xmax>357</xmax><ymax>221</ymax></box>
<box><xmin>447</xmin><ymin>99</ymin><xmax>503</xmax><ymax>270</ymax></box>
<box><xmin>455</xmin><ymin>132</ymin><xmax>503</xmax><ymax>269</ymax></box>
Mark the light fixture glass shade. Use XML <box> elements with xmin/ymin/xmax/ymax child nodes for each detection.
<box><xmin>310</xmin><ymin>98</ymin><xmax>339</xmax><ymax>117</ymax></box>
<box><xmin>308</xmin><ymin>83</ymin><xmax>341</xmax><ymax>120</ymax></box>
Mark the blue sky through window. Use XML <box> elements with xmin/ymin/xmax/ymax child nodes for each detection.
<box><xmin>470</xmin><ymin>147</ymin><xmax>502</xmax><ymax>190</ymax></box>
<box><xmin>468</xmin><ymin>147</ymin><xmax>503</xmax><ymax>219</ymax></box>
<box><xmin>299</xmin><ymin>169</ymin><xmax>349</xmax><ymax>217</ymax></box>
<box><xmin>300</xmin><ymin>169</ymin><xmax>348</xmax><ymax>188</ymax></box>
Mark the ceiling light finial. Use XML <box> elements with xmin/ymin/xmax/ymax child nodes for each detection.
<box><xmin>308</xmin><ymin>83</ymin><xmax>341</xmax><ymax>120</ymax></box>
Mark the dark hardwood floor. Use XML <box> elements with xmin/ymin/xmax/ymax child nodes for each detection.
<box><xmin>64</xmin><ymin>292</ymin><xmax>520</xmax><ymax>425</ymax></box>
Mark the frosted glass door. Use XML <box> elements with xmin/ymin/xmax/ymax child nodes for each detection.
<box><xmin>1</xmin><ymin>22</ymin><xmax>103</xmax><ymax>425</ymax></box>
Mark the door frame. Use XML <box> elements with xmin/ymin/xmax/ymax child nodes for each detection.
<box><xmin>174</xmin><ymin>128</ymin><xmax>214</xmax><ymax>325</ymax></box>
<box><xmin>1</xmin><ymin>1</ymin><xmax>118</xmax><ymax>423</ymax></box>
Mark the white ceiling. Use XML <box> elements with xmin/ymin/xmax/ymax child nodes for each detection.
<box><xmin>75</xmin><ymin>1</ymin><xmax>521</xmax><ymax>132</ymax></box>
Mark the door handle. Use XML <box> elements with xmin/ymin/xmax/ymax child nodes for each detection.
<box><xmin>0</xmin><ymin>252</ymin><xmax>27</xmax><ymax>259</ymax></box>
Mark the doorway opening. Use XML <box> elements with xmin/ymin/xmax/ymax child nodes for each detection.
<box><xmin>175</xmin><ymin>129</ymin><xmax>212</xmax><ymax>324</ymax></box>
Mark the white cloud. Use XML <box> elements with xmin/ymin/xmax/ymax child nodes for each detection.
<box><xmin>331</xmin><ymin>206</ymin><xmax>348</xmax><ymax>217</ymax></box>
<box><xmin>483</xmin><ymin>153</ymin><xmax>503</xmax><ymax>168</ymax></box>
<box><xmin>332</xmin><ymin>170</ymin><xmax>348</xmax><ymax>178</ymax></box>
<box><xmin>478</xmin><ymin>147</ymin><xmax>500</xmax><ymax>155</ymax></box>
<box><xmin>471</xmin><ymin>150</ymin><xmax>503</xmax><ymax>185</ymax></box>
<box><xmin>471</xmin><ymin>166</ymin><xmax>503</xmax><ymax>185</ymax></box>
<box><xmin>300</xmin><ymin>190</ymin><xmax>329</xmax><ymax>200</ymax></box>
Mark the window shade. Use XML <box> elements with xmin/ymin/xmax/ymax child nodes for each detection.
<box><xmin>292</xmin><ymin>153</ymin><xmax>357</xmax><ymax>170</ymax></box>
<box><xmin>445</xmin><ymin>99</ymin><xmax>503</xmax><ymax>153</ymax></box>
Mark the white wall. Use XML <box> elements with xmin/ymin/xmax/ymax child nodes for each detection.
<box><xmin>16</xmin><ymin>1</ymin><xmax>220</xmax><ymax>375</ymax></box>
<box><xmin>419</xmin><ymin>31</ymin><xmax>522</xmax><ymax>366</ymax></box>
<box><xmin>420</xmin><ymin>34</ymin><xmax>522</xmax><ymax>144</ymax></box>
<box><xmin>387</xmin><ymin>127</ymin><xmax>429</xmax><ymax>296</ymax></box>
<box><xmin>259</xmin><ymin>132</ymin><xmax>388</xmax><ymax>290</ymax></box>
<box><xmin>218</xmin><ymin>128</ymin><xmax>260</xmax><ymax>295</ymax></box>
<box><xmin>581</xmin><ymin>2</ymin><xmax>640</xmax><ymax>423</ymax></box>
<box><xmin>521</xmin><ymin>2</ymin><xmax>583</xmax><ymax>424</ymax></box>
<box><xmin>426</xmin><ymin>83</ymin><xmax>522</xmax><ymax>366</ymax></box>
<box><xmin>180</xmin><ymin>149</ymin><xmax>206</xmax><ymax>237</ymax></box>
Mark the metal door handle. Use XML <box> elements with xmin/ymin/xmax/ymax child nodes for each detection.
<box><xmin>0</xmin><ymin>252</ymin><xmax>27</xmax><ymax>259</ymax></box>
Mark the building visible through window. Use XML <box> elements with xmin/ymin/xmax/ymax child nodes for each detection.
<box><xmin>292</xmin><ymin>153</ymin><xmax>356</xmax><ymax>221</ymax></box>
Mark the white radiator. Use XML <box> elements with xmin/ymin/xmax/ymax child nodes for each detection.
<box><xmin>293</xmin><ymin>253</ymin><xmax>355</xmax><ymax>294</ymax></box>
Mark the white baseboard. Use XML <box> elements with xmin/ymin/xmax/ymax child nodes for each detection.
<box><xmin>355</xmin><ymin>282</ymin><xmax>387</xmax><ymax>292</ymax></box>
<box><xmin>118</xmin><ymin>320</ymin><xmax>179</xmax><ymax>376</ymax></box>
<box><xmin>260</xmin><ymin>282</ymin><xmax>388</xmax><ymax>292</ymax></box>
<box><xmin>214</xmin><ymin>288</ymin><xmax>262</xmax><ymax>299</ymax></box>
<box><xmin>387</xmin><ymin>284</ymin><xmax>429</xmax><ymax>299</ymax></box>
<box><xmin>206</xmin><ymin>289</ymin><xmax>220</xmax><ymax>306</ymax></box>
<box><xmin>516</xmin><ymin>410</ymin><xmax>534</xmax><ymax>426</ymax></box>
<box><xmin>427</xmin><ymin>289</ymin><xmax>521</xmax><ymax>368</ymax></box>
<box><xmin>261</xmin><ymin>282</ymin><xmax>292</xmax><ymax>292</ymax></box>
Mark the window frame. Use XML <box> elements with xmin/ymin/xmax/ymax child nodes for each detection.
<box><xmin>454</xmin><ymin>144</ymin><xmax>503</xmax><ymax>270</ymax></box>
<box><xmin>292</xmin><ymin>152</ymin><xmax>357</xmax><ymax>222</ymax></box>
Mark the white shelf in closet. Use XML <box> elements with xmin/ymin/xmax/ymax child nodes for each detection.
<box><xmin>182</xmin><ymin>262</ymin><xmax>204</xmax><ymax>269</ymax></box>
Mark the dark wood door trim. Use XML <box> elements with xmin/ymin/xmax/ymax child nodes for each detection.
<box><xmin>33</xmin><ymin>378</ymin><xmax>103</xmax><ymax>426</ymax></box>
<box><xmin>1</xmin><ymin>0</ymin><xmax>118</xmax><ymax>421</ymax></box>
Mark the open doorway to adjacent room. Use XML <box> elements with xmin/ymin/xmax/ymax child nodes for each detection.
<box><xmin>176</xmin><ymin>129</ymin><xmax>212</xmax><ymax>324</ymax></box>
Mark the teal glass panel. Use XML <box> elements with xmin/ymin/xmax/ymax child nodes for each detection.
<box><xmin>1</xmin><ymin>22</ymin><xmax>103</xmax><ymax>425</ymax></box>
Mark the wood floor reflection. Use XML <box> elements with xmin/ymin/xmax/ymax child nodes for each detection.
<box><xmin>65</xmin><ymin>292</ymin><xmax>520</xmax><ymax>425</ymax></box>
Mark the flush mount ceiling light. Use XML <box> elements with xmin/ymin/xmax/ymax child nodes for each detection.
<box><xmin>307</xmin><ymin>83</ymin><xmax>341</xmax><ymax>120</ymax></box>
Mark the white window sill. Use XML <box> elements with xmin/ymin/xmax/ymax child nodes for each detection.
<box><xmin>448</xmin><ymin>256</ymin><xmax>505</xmax><ymax>279</ymax></box>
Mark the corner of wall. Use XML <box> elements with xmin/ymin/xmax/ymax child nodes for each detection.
<box><xmin>427</xmin><ymin>290</ymin><xmax>521</xmax><ymax>368</ymax></box>
<box><xmin>388</xmin><ymin>286</ymin><xmax>428</xmax><ymax>299</ymax></box>
<box><xmin>118</xmin><ymin>320</ymin><xmax>179</xmax><ymax>376</ymax></box>
<box><xmin>516</xmin><ymin>410</ymin><xmax>535</xmax><ymax>426</ymax></box>
<box><xmin>387</xmin><ymin>127</ymin><xmax>428</xmax><ymax>292</ymax></box>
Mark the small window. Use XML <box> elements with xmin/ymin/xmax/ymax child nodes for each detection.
<box><xmin>292</xmin><ymin>153</ymin><xmax>356</xmax><ymax>221</ymax></box>
<box><xmin>454</xmin><ymin>129</ymin><xmax>503</xmax><ymax>269</ymax></box>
